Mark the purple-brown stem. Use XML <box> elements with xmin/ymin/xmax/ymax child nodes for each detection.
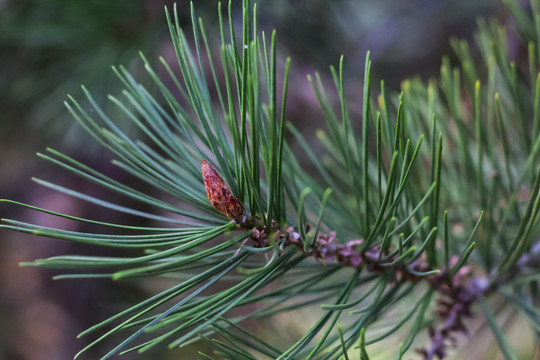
<box><xmin>233</xmin><ymin>215</ymin><xmax>537</xmax><ymax>359</ymax></box>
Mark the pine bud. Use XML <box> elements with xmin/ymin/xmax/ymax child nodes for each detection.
<box><xmin>201</xmin><ymin>160</ymin><xmax>244</xmax><ymax>218</ymax></box>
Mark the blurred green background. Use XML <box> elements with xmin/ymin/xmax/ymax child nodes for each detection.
<box><xmin>0</xmin><ymin>0</ymin><xmax>503</xmax><ymax>359</ymax></box>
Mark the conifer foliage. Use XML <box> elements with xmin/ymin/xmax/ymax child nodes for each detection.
<box><xmin>3</xmin><ymin>0</ymin><xmax>540</xmax><ymax>359</ymax></box>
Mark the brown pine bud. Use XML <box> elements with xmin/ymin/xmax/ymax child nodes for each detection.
<box><xmin>201</xmin><ymin>160</ymin><xmax>244</xmax><ymax>218</ymax></box>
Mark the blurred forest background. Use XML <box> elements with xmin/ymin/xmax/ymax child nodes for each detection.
<box><xmin>0</xmin><ymin>0</ymin><xmax>512</xmax><ymax>358</ymax></box>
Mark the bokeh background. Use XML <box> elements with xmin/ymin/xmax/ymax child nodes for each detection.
<box><xmin>0</xmin><ymin>0</ymin><xmax>510</xmax><ymax>359</ymax></box>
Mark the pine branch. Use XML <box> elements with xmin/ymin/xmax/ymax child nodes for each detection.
<box><xmin>2</xmin><ymin>0</ymin><xmax>540</xmax><ymax>359</ymax></box>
